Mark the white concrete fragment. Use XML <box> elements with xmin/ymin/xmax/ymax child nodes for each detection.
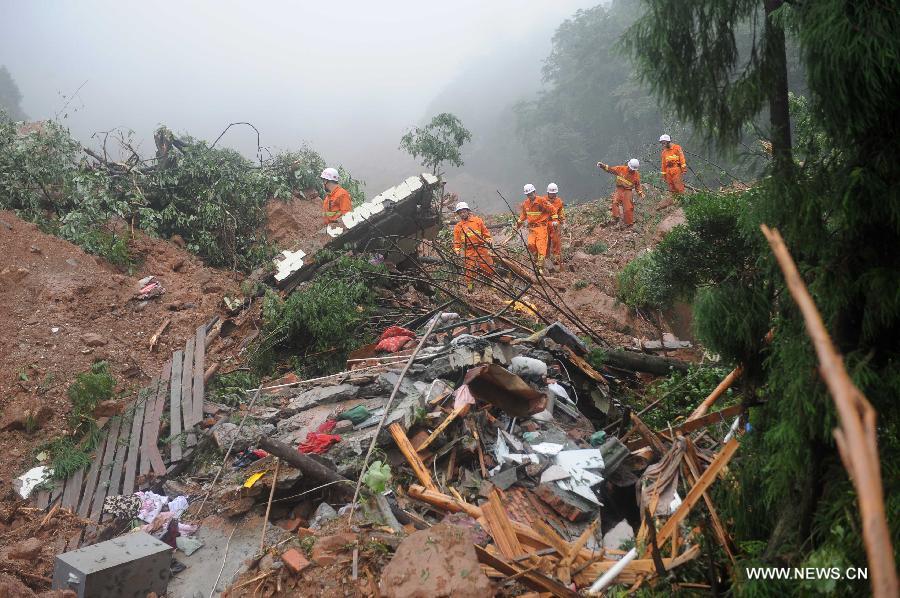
<box><xmin>273</xmin><ymin>249</ymin><xmax>306</xmax><ymax>282</ymax></box>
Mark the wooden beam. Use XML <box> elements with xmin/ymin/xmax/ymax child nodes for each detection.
<box><xmin>191</xmin><ymin>325</ymin><xmax>206</xmax><ymax>426</ymax></box>
<box><xmin>77</xmin><ymin>427</ymin><xmax>109</xmax><ymax>518</ymax></box>
<box><xmin>482</xmin><ymin>489</ymin><xmax>524</xmax><ymax>559</ymax></box>
<box><xmin>627</xmin><ymin>404</ymin><xmax>743</xmax><ymax>451</ymax></box>
<box><xmin>89</xmin><ymin>417</ymin><xmax>123</xmax><ymax>521</ymax></box>
<box><xmin>688</xmin><ymin>366</ymin><xmax>742</xmax><ymax>420</ymax></box>
<box><xmin>180</xmin><ymin>338</ymin><xmax>196</xmax><ymax>448</ymax></box>
<box><xmin>682</xmin><ymin>439</ymin><xmax>736</xmax><ymax>566</ymax></box>
<box><xmin>389</xmin><ymin>423</ymin><xmax>437</xmax><ymax>492</ymax></box>
<box><xmin>123</xmin><ymin>387</ymin><xmax>148</xmax><ymax>495</ymax></box>
<box><xmin>416</xmin><ymin>405</ymin><xmax>466</xmax><ymax>452</ymax></box>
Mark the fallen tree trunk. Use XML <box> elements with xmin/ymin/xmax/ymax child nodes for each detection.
<box><xmin>600</xmin><ymin>349</ymin><xmax>691</xmax><ymax>376</ymax></box>
<box><xmin>257</xmin><ymin>437</ymin><xmax>355</xmax><ymax>501</ymax></box>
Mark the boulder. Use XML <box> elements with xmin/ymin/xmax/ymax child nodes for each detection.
<box><xmin>82</xmin><ymin>333</ymin><xmax>107</xmax><ymax>347</ymax></box>
<box><xmin>287</xmin><ymin>384</ymin><xmax>360</xmax><ymax>413</ymax></box>
<box><xmin>211</xmin><ymin>421</ymin><xmax>275</xmax><ymax>452</ymax></box>
<box><xmin>380</xmin><ymin>523</ymin><xmax>493</xmax><ymax>598</ymax></box>
<box><xmin>653</xmin><ymin>207</ymin><xmax>686</xmax><ymax>242</ymax></box>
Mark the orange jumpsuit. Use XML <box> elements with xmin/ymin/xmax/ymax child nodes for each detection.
<box><xmin>323</xmin><ymin>185</ymin><xmax>352</xmax><ymax>224</ymax></box>
<box><xmin>517</xmin><ymin>196</ymin><xmax>552</xmax><ymax>263</ymax></box>
<box><xmin>547</xmin><ymin>196</ymin><xmax>565</xmax><ymax>261</ymax></box>
<box><xmin>661</xmin><ymin>144</ymin><xmax>687</xmax><ymax>194</ymax></box>
<box><xmin>453</xmin><ymin>215</ymin><xmax>494</xmax><ymax>287</ymax></box>
<box><xmin>608</xmin><ymin>166</ymin><xmax>642</xmax><ymax>226</ymax></box>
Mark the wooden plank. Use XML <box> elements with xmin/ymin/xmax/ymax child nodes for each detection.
<box><xmin>191</xmin><ymin>325</ymin><xmax>206</xmax><ymax>426</ymax></box>
<box><xmin>60</xmin><ymin>468</ymin><xmax>85</xmax><ymax>511</ymax></box>
<box><xmin>416</xmin><ymin>404</ymin><xmax>466</xmax><ymax>452</ymax></box>
<box><xmin>104</xmin><ymin>413</ymin><xmax>132</xmax><ymax>520</ymax></box>
<box><xmin>169</xmin><ymin>350</ymin><xmax>184</xmax><ymax>463</ymax></box>
<box><xmin>474</xmin><ymin>545</ymin><xmax>579</xmax><ymax>598</ymax></box>
<box><xmin>88</xmin><ymin>417</ymin><xmax>122</xmax><ymax>522</ymax></box>
<box><xmin>683</xmin><ymin>439</ymin><xmax>736</xmax><ymax>565</ymax></box>
<box><xmin>657</xmin><ymin>438</ymin><xmax>740</xmax><ymax>545</ymax></box>
<box><xmin>123</xmin><ymin>385</ymin><xmax>150</xmax><ymax>495</ymax></box>
<box><xmin>142</xmin><ymin>361</ymin><xmax>171</xmax><ymax>477</ymax></box>
<box><xmin>388</xmin><ymin>423</ymin><xmax>437</xmax><ymax>492</ymax></box>
<box><xmin>77</xmin><ymin>428</ymin><xmax>110</xmax><ymax>518</ymax></box>
<box><xmin>34</xmin><ymin>489</ymin><xmax>50</xmax><ymax>509</ymax></box>
<box><xmin>481</xmin><ymin>489</ymin><xmax>524</xmax><ymax>559</ymax></box>
<box><xmin>180</xmin><ymin>339</ymin><xmax>196</xmax><ymax>448</ymax></box>
<box><xmin>627</xmin><ymin>404</ymin><xmax>743</xmax><ymax>451</ymax></box>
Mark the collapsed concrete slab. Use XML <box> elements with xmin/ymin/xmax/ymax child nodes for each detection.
<box><xmin>274</xmin><ymin>173</ymin><xmax>443</xmax><ymax>292</ymax></box>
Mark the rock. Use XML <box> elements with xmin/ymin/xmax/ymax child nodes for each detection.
<box><xmin>309</xmin><ymin>502</ymin><xmax>338</xmax><ymax>529</ymax></box>
<box><xmin>603</xmin><ymin>519</ymin><xmax>635</xmax><ymax>551</ymax></box>
<box><xmin>211</xmin><ymin>421</ymin><xmax>275</xmax><ymax>452</ymax></box>
<box><xmin>281</xmin><ymin>548</ymin><xmax>310</xmax><ymax>574</ymax></box>
<box><xmin>572</xmin><ymin>251</ymin><xmax>595</xmax><ymax>262</ymax></box>
<box><xmin>655</xmin><ymin>197</ymin><xmax>675</xmax><ymax>211</ymax></box>
<box><xmin>287</xmin><ymin>384</ymin><xmax>360</xmax><ymax>413</ymax></box>
<box><xmin>30</xmin><ymin>245</ymin><xmax>41</xmax><ymax>254</ymax></box>
<box><xmin>310</xmin><ymin>532</ymin><xmax>356</xmax><ymax>566</ymax></box>
<box><xmin>654</xmin><ymin>207</ymin><xmax>686</xmax><ymax>242</ymax></box>
<box><xmin>332</xmin><ymin>419</ymin><xmax>354</xmax><ymax>433</ymax></box>
<box><xmin>380</xmin><ymin>523</ymin><xmax>493</xmax><ymax>598</ymax></box>
<box><xmin>0</xmin><ymin>266</ymin><xmax>30</xmax><ymax>283</ymax></box>
<box><xmin>1</xmin><ymin>404</ymin><xmax>52</xmax><ymax>432</ymax></box>
<box><xmin>276</xmin><ymin>517</ymin><xmax>306</xmax><ymax>533</ymax></box>
<box><xmin>82</xmin><ymin>333</ymin><xmax>107</xmax><ymax>347</ymax></box>
<box><xmin>92</xmin><ymin>399</ymin><xmax>124</xmax><ymax>417</ymax></box>
<box><xmin>8</xmin><ymin>537</ymin><xmax>42</xmax><ymax>560</ymax></box>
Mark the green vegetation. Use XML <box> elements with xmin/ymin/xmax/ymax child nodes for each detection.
<box><xmin>572</xmin><ymin>279</ymin><xmax>589</xmax><ymax>290</ymax></box>
<box><xmin>66</xmin><ymin>361</ymin><xmax>115</xmax><ymax>436</ymax></box>
<box><xmin>641</xmin><ymin>365</ymin><xmax>735</xmax><ymax>430</ymax></box>
<box><xmin>0</xmin><ymin>67</ymin><xmax>27</xmax><ymax>121</ymax></box>
<box><xmin>400</xmin><ymin>112</ymin><xmax>472</xmax><ymax>176</ymax></box>
<box><xmin>618</xmin><ymin>0</ymin><xmax>900</xmax><ymax>590</ymax></box>
<box><xmin>208</xmin><ymin>370</ymin><xmax>261</xmax><ymax>408</ymax></box>
<box><xmin>0</xmin><ymin>117</ymin><xmax>364</xmax><ymax>271</ymax></box>
<box><xmin>253</xmin><ymin>254</ymin><xmax>386</xmax><ymax>376</ymax></box>
<box><xmin>585</xmin><ymin>241</ymin><xmax>607</xmax><ymax>255</ymax></box>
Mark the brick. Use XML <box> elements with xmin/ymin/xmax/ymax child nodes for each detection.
<box><xmin>281</xmin><ymin>548</ymin><xmax>310</xmax><ymax>574</ymax></box>
<box><xmin>276</xmin><ymin>517</ymin><xmax>306</xmax><ymax>533</ymax></box>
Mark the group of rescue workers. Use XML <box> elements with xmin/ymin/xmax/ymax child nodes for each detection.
<box><xmin>317</xmin><ymin>134</ymin><xmax>688</xmax><ymax>292</ymax></box>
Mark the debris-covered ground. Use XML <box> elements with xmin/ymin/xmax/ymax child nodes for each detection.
<box><xmin>1</xmin><ymin>182</ymin><xmax>741</xmax><ymax>596</ymax></box>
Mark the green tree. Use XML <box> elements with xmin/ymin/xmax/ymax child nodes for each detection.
<box><xmin>618</xmin><ymin>1</ymin><xmax>900</xmax><ymax>593</ymax></box>
<box><xmin>0</xmin><ymin>66</ymin><xmax>27</xmax><ymax>121</ymax></box>
<box><xmin>399</xmin><ymin>112</ymin><xmax>472</xmax><ymax>176</ymax></box>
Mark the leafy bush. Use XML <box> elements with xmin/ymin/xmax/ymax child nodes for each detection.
<box><xmin>617</xmin><ymin>250</ymin><xmax>668</xmax><ymax>309</ymax></box>
<box><xmin>585</xmin><ymin>241</ymin><xmax>608</xmax><ymax>255</ymax></box>
<box><xmin>67</xmin><ymin>361</ymin><xmax>115</xmax><ymax>435</ymax></box>
<box><xmin>641</xmin><ymin>365</ymin><xmax>735</xmax><ymax>429</ymax></box>
<box><xmin>253</xmin><ymin>255</ymin><xmax>385</xmax><ymax>375</ymax></box>
<box><xmin>209</xmin><ymin>370</ymin><xmax>261</xmax><ymax>408</ymax></box>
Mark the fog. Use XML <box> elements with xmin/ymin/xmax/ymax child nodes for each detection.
<box><xmin>1</xmin><ymin>1</ymin><xmax>598</xmax><ymax>204</ymax></box>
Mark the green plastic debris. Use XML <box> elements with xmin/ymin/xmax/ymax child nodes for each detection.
<box><xmin>337</xmin><ymin>405</ymin><xmax>371</xmax><ymax>425</ymax></box>
<box><xmin>522</xmin><ymin>431</ymin><xmax>540</xmax><ymax>443</ymax></box>
<box><xmin>363</xmin><ymin>461</ymin><xmax>392</xmax><ymax>494</ymax></box>
<box><xmin>589</xmin><ymin>430</ymin><xmax>607</xmax><ymax>447</ymax></box>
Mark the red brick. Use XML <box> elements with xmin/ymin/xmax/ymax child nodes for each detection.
<box><xmin>281</xmin><ymin>548</ymin><xmax>310</xmax><ymax>574</ymax></box>
<box><xmin>276</xmin><ymin>517</ymin><xmax>306</xmax><ymax>533</ymax></box>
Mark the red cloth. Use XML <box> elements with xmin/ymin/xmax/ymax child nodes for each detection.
<box><xmin>375</xmin><ymin>326</ymin><xmax>417</xmax><ymax>353</ymax></box>
<box><xmin>298</xmin><ymin>420</ymin><xmax>341</xmax><ymax>454</ymax></box>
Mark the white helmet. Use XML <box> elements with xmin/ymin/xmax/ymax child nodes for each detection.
<box><xmin>523</xmin><ymin>183</ymin><xmax>536</xmax><ymax>195</ymax></box>
<box><xmin>659</xmin><ymin>134</ymin><xmax>671</xmax><ymax>142</ymax></box>
<box><xmin>454</xmin><ymin>201</ymin><xmax>470</xmax><ymax>212</ymax></box>
<box><xmin>320</xmin><ymin>167</ymin><xmax>340</xmax><ymax>182</ymax></box>
<box><xmin>547</xmin><ymin>183</ymin><xmax>558</xmax><ymax>194</ymax></box>
<box><xmin>628</xmin><ymin>158</ymin><xmax>640</xmax><ymax>171</ymax></box>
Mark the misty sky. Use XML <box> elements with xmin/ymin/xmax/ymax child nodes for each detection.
<box><xmin>1</xmin><ymin>1</ymin><xmax>597</xmax><ymax>193</ymax></box>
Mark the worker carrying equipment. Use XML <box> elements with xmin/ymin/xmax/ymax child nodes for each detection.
<box><xmin>515</xmin><ymin>183</ymin><xmax>553</xmax><ymax>273</ymax></box>
<box><xmin>453</xmin><ymin>202</ymin><xmax>494</xmax><ymax>291</ymax></box>
<box><xmin>546</xmin><ymin>182</ymin><xmax>565</xmax><ymax>263</ymax></box>
<box><xmin>659</xmin><ymin>134</ymin><xmax>687</xmax><ymax>194</ymax></box>
<box><xmin>597</xmin><ymin>159</ymin><xmax>644</xmax><ymax>227</ymax></box>
<box><xmin>321</xmin><ymin>167</ymin><xmax>352</xmax><ymax>224</ymax></box>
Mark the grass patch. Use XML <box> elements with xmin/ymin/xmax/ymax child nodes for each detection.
<box><xmin>586</xmin><ymin>241</ymin><xmax>608</xmax><ymax>255</ymax></box>
<box><xmin>573</xmin><ymin>279</ymin><xmax>589</xmax><ymax>290</ymax></box>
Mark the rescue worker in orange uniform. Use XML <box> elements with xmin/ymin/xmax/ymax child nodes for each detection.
<box><xmin>659</xmin><ymin>134</ymin><xmax>687</xmax><ymax>194</ymax></box>
<box><xmin>515</xmin><ymin>183</ymin><xmax>553</xmax><ymax>273</ymax></box>
<box><xmin>545</xmin><ymin>182</ymin><xmax>565</xmax><ymax>264</ymax></box>
<box><xmin>597</xmin><ymin>158</ymin><xmax>644</xmax><ymax>227</ymax></box>
<box><xmin>320</xmin><ymin>167</ymin><xmax>352</xmax><ymax>225</ymax></box>
<box><xmin>452</xmin><ymin>201</ymin><xmax>494</xmax><ymax>291</ymax></box>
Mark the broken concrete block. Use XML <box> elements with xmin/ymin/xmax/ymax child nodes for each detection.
<box><xmin>309</xmin><ymin>502</ymin><xmax>338</xmax><ymax>529</ymax></box>
<box><xmin>211</xmin><ymin>421</ymin><xmax>275</xmax><ymax>452</ymax></box>
<box><xmin>603</xmin><ymin>519</ymin><xmax>635</xmax><ymax>551</ymax></box>
<box><xmin>287</xmin><ymin>384</ymin><xmax>360</xmax><ymax>413</ymax></box>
